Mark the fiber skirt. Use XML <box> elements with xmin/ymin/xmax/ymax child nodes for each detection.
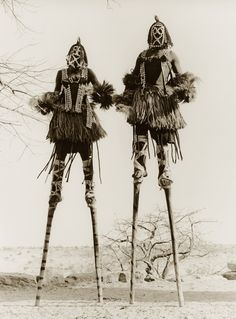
<box><xmin>47</xmin><ymin>110</ymin><xmax>106</xmax><ymax>151</ymax></box>
<box><xmin>127</xmin><ymin>86</ymin><xmax>186</xmax><ymax>130</ymax></box>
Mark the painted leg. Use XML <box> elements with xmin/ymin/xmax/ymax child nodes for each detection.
<box><xmin>83</xmin><ymin>158</ymin><xmax>103</xmax><ymax>303</ymax></box>
<box><xmin>35</xmin><ymin>158</ymin><xmax>65</xmax><ymax>306</ymax></box>
<box><xmin>130</xmin><ymin>135</ymin><xmax>148</xmax><ymax>304</ymax></box>
<box><xmin>157</xmin><ymin>144</ymin><xmax>184</xmax><ymax>307</ymax></box>
<box><xmin>157</xmin><ymin>144</ymin><xmax>173</xmax><ymax>189</ymax></box>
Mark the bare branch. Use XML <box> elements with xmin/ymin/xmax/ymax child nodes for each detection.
<box><xmin>104</xmin><ymin>209</ymin><xmax>210</xmax><ymax>279</ymax></box>
<box><xmin>106</xmin><ymin>0</ymin><xmax>121</xmax><ymax>9</ymax></box>
<box><xmin>0</xmin><ymin>0</ymin><xmax>36</xmax><ymax>31</ymax></box>
<box><xmin>0</xmin><ymin>104</ymin><xmax>47</xmax><ymax>123</ymax></box>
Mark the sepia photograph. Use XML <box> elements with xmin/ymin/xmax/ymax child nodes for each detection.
<box><xmin>0</xmin><ymin>0</ymin><xmax>236</xmax><ymax>318</ymax></box>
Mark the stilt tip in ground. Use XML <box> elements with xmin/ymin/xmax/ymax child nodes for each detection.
<box><xmin>34</xmin><ymin>300</ymin><xmax>40</xmax><ymax>307</ymax></box>
<box><xmin>179</xmin><ymin>299</ymin><xmax>184</xmax><ymax>307</ymax></box>
<box><xmin>129</xmin><ymin>295</ymin><xmax>135</xmax><ymax>304</ymax></box>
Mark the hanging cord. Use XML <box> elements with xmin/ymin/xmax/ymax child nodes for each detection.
<box><xmin>166</xmin><ymin>60</ymin><xmax>174</xmax><ymax>83</ymax></box>
<box><xmin>65</xmin><ymin>153</ymin><xmax>77</xmax><ymax>182</ymax></box>
<box><xmin>140</xmin><ymin>61</ymin><xmax>146</xmax><ymax>90</ymax></box>
<box><xmin>175</xmin><ymin>131</ymin><xmax>183</xmax><ymax>160</ymax></box>
<box><xmin>170</xmin><ymin>143</ymin><xmax>177</xmax><ymax>164</ymax></box>
<box><xmin>131</xmin><ymin>125</ymin><xmax>137</xmax><ymax>160</ymax></box>
<box><xmin>166</xmin><ymin>146</ymin><xmax>170</xmax><ymax>169</ymax></box>
<box><xmin>161</xmin><ymin>62</ymin><xmax>167</xmax><ymax>96</ymax></box>
<box><xmin>170</xmin><ymin>133</ymin><xmax>183</xmax><ymax>164</ymax></box>
<box><xmin>151</xmin><ymin>137</ymin><xmax>157</xmax><ymax>157</ymax></box>
<box><xmin>37</xmin><ymin>145</ymin><xmax>56</xmax><ymax>180</ymax></box>
<box><xmin>95</xmin><ymin>141</ymin><xmax>102</xmax><ymax>184</ymax></box>
<box><xmin>147</xmin><ymin>131</ymin><xmax>151</xmax><ymax>159</ymax></box>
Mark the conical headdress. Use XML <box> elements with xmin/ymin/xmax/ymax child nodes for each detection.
<box><xmin>66</xmin><ymin>38</ymin><xmax>88</xmax><ymax>69</ymax></box>
<box><xmin>147</xmin><ymin>16</ymin><xmax>173</xmax><ymax>48</ymax></box>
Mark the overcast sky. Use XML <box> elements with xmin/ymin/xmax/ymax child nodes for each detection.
<box><xmin>0</xmin><ymin>0</ymin><xmax>236</xmax><ymax>247</ymax></box>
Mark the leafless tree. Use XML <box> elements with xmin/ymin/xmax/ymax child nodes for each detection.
<box><xmin>104</xmin><ymin>209</ymin><xmax>211</xmax><ymax>280</ymax></box>
<box><xmin>0</xmin><ymin>52</ymin><xmax>55</xmax><ymax>152</ymax></box>
<box><xmin>0</xmin><ymin>0</ymin><xmax>32</xmax><ymax>29</ymax></box>
<box><xmin>0</xmin><ymin>1</ymin><xmax>53</xmax><ymax>152</ymax></box>
<box><xmin>106</xmin><ymin>0</ymin><xmax>120</xmax><ymax>9</ymax></box>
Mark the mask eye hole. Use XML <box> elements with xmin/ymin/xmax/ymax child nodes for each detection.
<box><xmin>70</xmin><ymin>45</ymin><xmax>81</xmax><ymax>57</ymax></box>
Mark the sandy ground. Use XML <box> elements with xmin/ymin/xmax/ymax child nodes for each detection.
<box><xmin>1</xmin><ymin>246</ymin><xmax>236</xmax><ymax>318</ymax></box>
<box><xmin>1</xmin><ymin>279</ymin><xmax>236</xmax><ymax>319</ymax></box>
<box><xmin>1</xmin><ymin>300</ymin><xmax>236</xmax><ymax>319</ymax></box>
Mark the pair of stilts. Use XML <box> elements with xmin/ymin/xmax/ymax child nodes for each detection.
<box><xmin>35</xmin><ymin>135</ymin><xmax>184</xmax><ymax>307</ymax></box>
<box><xmin>130</xmin><ymin>134</ymin><xmax>184</xmax><ymax>306</ymax></box>
<box><xmin>35</xmin><ymin>155</ymin><xmax>102</xmax><ymax>306</ymax></box>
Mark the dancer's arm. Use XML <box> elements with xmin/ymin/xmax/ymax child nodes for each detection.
<box><xmin>88</xmin><ymin>68</ymin><xmax>100</xmax><ymax>86</ymax></box>
<box><xmin>54</xmin><ymin>70</ymin><xmax>62</xmax><ymax>93</ymax></box>
<box><xmin>170</xmin><ymin>51</ymin><xmax>182</xmax><ymax>75</ymax></box>
<box><xmin>132</xmin><ymin>55</ymin><xmax>141</xmax><ymax>76</ymax></box>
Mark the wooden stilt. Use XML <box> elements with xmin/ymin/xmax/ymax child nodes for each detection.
<box><xmin>130</xmin><ymin>182</ymin><xmax>141</xmax><ymax>304</ymax></box>
<box><xmin>90</xmin><ymin>205</ymin><xmax>103</xmax><ymax>303</ymax></box>
<box><xmin>164</xmin><ymin>187</ymin><xmax>184</xmax><ymax>307</ymax></box>
<box><xmin>35</xmin><ymin>204</ymin><xmax>56</xmax><ymax>306</ymax></box>
<box><xmin>35</xmin><ymin>158</ymin><xmax>64</xmax><ymax>306</ymax></box>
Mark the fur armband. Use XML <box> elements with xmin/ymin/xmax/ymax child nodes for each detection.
<box><xmin>123</xmin><ymin>72</ymin><xmax>140</xmax><ymax>90</ymax></box>
<box><xmin>167</xmin><ymin>72</ymin><xmax>198</xmax><ymax>103</ymax></box>
<box><xmin>113</xmin><ymin>89</ymin><xmax>134</xmax><ymax>109</ymax></box>
<box><xmin>29</xmin><ymin>91</ymin><xmax>59</xmax><ymax>115</ymax></box>
<box><xmin>114</xmin><ymin>72</ymin><xmax>140</xmax><ymax>112</ymax></box>
<box><xmin>91</xmin><ymin>81</ymin><xmax>114</xmax><ymax>110</ymax></box>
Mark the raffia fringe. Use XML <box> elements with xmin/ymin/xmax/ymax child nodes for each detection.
<box><xmin>47</xmin><ymin>110</ymin><xmax>106</xmax><ymax>143</ymax></box>
<box><xmin>128</xmin><ymin>87</ymin><xmax>186</xmax><ymax>130</ymax></box>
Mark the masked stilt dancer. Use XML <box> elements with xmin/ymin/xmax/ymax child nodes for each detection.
<box><xmin>115</xmin><ymin>16</ymin><xmax>197</xmax><ymax>306</ymax></box>
<box><xmin>30</xmin><ymin>38</ymin><xmax>114</xmax><ymax>306</ymax></box>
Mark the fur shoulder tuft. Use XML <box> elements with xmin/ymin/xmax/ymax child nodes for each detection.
<box><xmin>91</xmin><ymin>81</ymin><xmax>114</xmax><ymax>110</ymax></box>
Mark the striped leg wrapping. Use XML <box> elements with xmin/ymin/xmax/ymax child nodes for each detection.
<box><xmin>157</xmin><ymin>145</ymin><xmax>173</xmax><ymax>189</ymax></box>
<box><xmin>83</xmin><ymin>158</ymin><xmax>95</xmax><ymax>207</ymax></box>
<box><xmin>35</xmin><ymin>206</ymin><xmax>56</xmax><ymax>306</ymax></box>
<box><xmin>49</xmin><ymin>159</ymin><xmax>65</xmax><ymax>204</ymax></box>
<box><xmin>132</xmin><ymin>135</ymin><xmax>148</xmax><ymax>184</ymax></box>
<box><xmin>85</xmin><ymin>180</ymin><xmax>96</xmax><ymax>207</ymax></box>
